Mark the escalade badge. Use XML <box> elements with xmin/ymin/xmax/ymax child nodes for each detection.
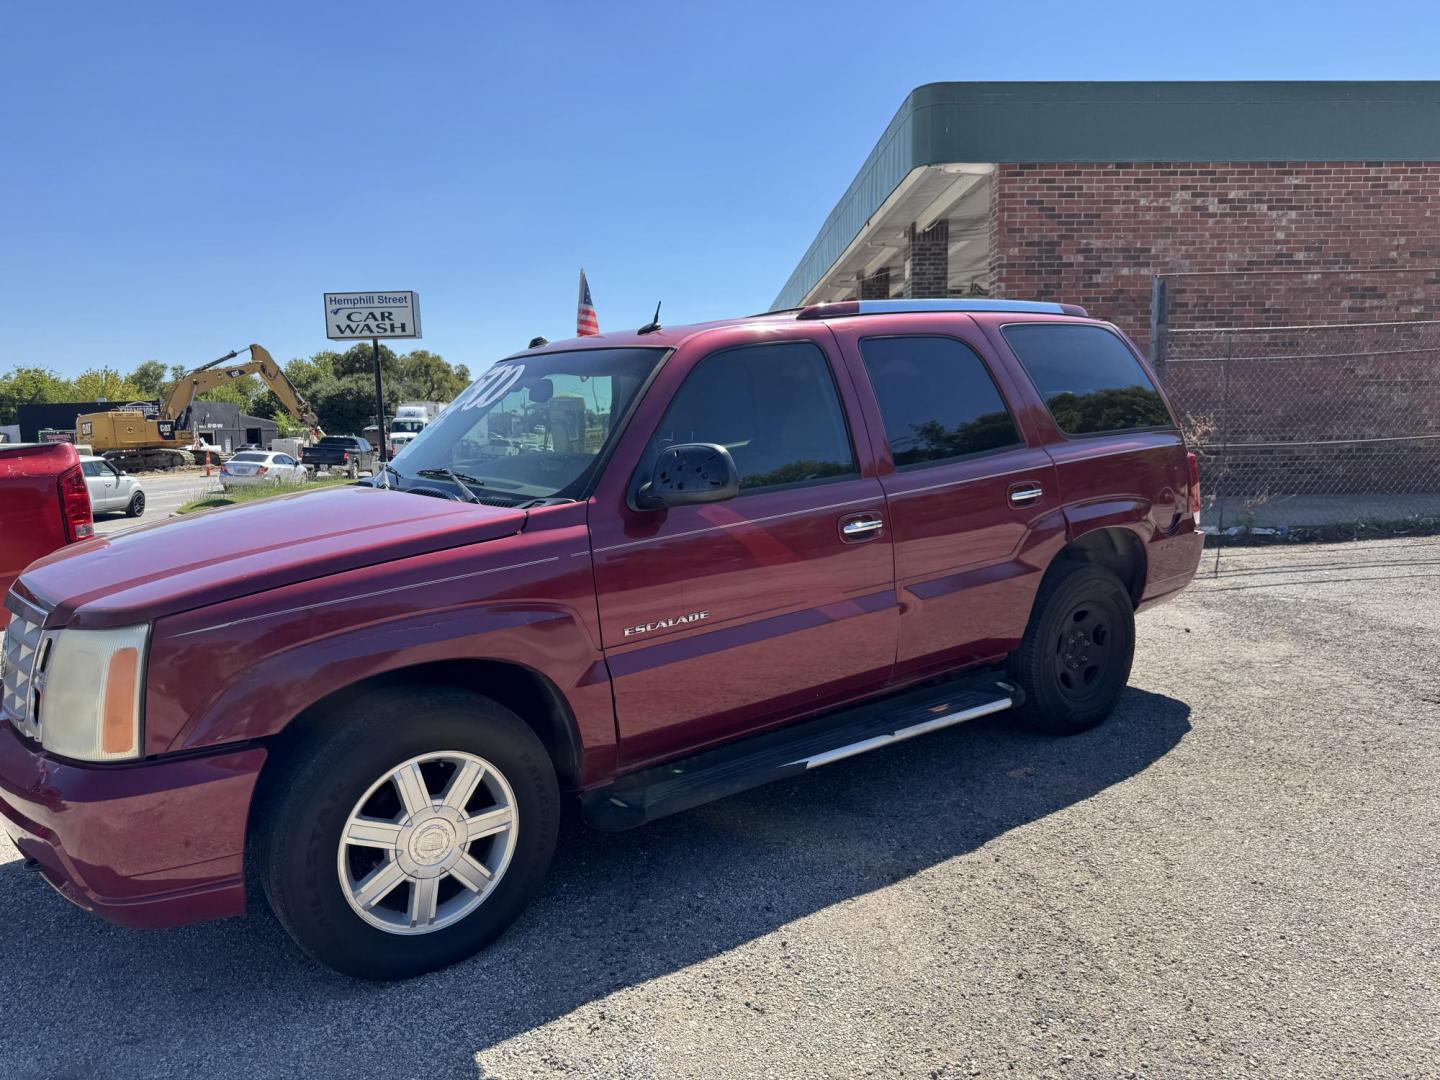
<box><xmin>623</xmin><ymin>610</ymin><xmax>710</xmax><ymax>637</ymax></box>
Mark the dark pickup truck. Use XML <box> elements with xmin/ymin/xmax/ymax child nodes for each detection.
<box><xmin>1</xmin><ymin>299</ymin><xmax>1201</xmax><ymax>979</ymax></box>
<box><xmin>301</xmin><ymin>435</ymin><xmax>377</xmax><ymax>475</ymax></box>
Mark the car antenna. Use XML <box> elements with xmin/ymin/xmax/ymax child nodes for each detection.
<box><xmin>637</xmin><ymin>301</ymin><xmax>662</xmax><ymax>335</ymax></box>
<box><xmin>528</xmin><ymin>336</ymin><xmax>550</xmax><ymax>349</ymax></box>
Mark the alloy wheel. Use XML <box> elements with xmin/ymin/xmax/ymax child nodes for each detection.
<box><xmin>336</xmin><ymin>751</ymin><xmax>518</xmax><ymax>935</ymax></box>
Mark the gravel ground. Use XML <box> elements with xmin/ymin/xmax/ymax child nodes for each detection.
<box><xmin>1</xmin><ymin>537</ymin><xmax>1436</xmax><ymax>1079</ymax></box>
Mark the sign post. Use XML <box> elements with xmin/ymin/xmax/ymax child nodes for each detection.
<box><xmin>323</xmin><ymin>292</ymin><xmax>422</xmax><ymax>465</ymax></box>
<box><xmin>371</xmin><ymin>339</ymin><xmax>387</xmax><ymax>464</ymax></box>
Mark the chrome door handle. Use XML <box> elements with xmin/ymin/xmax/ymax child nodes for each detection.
<box><xmin>1008</xmin><ymin>484</ymin><xmax>1043</xmax><ymax>506</ymax></box>
<box><xmin>840</xmin><ymin>516</ymin><xmax>885</xmax><ymax>540</ymax></box>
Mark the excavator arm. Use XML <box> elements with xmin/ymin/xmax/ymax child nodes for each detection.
<box><xmin>166</xmin><ymin>345</ymin><xmax>325</xmax><ymax>440</ymax></box>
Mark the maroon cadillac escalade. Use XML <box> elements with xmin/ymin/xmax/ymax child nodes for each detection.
<box><xmin>0</xmin><ymin>300</ymin><xmax>1202</xmax><ymax>979</ymax></box>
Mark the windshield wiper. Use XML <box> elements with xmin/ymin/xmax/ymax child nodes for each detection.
<box><xmin>417</xmin><ymin>467</ymin><xmax>484</xmax><ymax>503</ymax></box>
<box><xmin>377</xmin><ymin>462</ymin><xmax>403</xmax><ymax>489</ymax></box>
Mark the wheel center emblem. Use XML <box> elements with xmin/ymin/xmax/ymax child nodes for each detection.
<box><xmin>410</xmin><ymin>821</ymin><xmax>455</xmax><ymax>865</ymax></box>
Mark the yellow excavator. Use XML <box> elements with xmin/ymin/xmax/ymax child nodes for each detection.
<box><xmin>79</xmin><ymin>345</ymin><xmax>324</xmax><ymax>471</ymax></box>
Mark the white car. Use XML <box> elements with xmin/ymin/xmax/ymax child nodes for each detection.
<box><xmin>219</xmin><ymin>450</ymin><xmax>308</xmax><ymax>489</ymax></box>
<box><xmin>80</xmin><ymin>455</ymin><xmax>146</xmax><ymax>517</ymax></box>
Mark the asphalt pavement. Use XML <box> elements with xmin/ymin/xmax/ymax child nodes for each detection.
<box><xmin>0</xmin><ymin>537</ymin><xmax>1435</xmax><ymax>1079</ymax></box>
<box><xmin>91</xmin><ymin>469</ymin><xmax>221</xmax><ymax>535</ymax></box>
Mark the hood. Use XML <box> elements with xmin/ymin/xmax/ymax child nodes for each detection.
<box><xmin>17</xmin><ymin>486</ymin><xmax>528</xmax><ymax>629</ymax></box>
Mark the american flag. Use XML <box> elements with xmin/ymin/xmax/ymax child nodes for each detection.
<box><xmin>577</xmin><ymin>269</ymin><xmax>599</xmax><ymax>336</ymax></box>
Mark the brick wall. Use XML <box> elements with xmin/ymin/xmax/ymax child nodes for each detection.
<box><xmin>859</xmin><ymin>267</ymin><xmax>890</xmax><ymax>300</ymax></box>
<box><xmin>904</xmin><ymin>221</ymin><xmax>949</xmax><ymax>298</ymax></box>
<box><xmin>988</xmin><ymin>161</ymin><xmax>1440</xmax><ymax>350</ymax></box>
<box><xmin>989</xmin><ymin>162</ymin><xmax>1440</xmax><ymax>501</ymax></box>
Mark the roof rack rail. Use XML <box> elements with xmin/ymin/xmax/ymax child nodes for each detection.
<box><xmin>795</xmin><ymin>299</ymin><xmax>1088</xmax><ymax>320</ymax></box>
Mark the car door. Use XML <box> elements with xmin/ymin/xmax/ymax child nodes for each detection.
<box><xmin>104</xmin><ymin>461</ymin><xmax>130</xmax><ymax>507</ymax></box>
<box><xmin>831</xmin><ymin>318</ymin><xmax>1068</xmax><ymax>682</ymax></box>
<box><xmin>589</xmin><ymin>331</ymin><xmax>898</xmax><ymax>767</ymax></box>
<box><xmin>81</xmin><ymin>460</ymin><xmax>116</xmax><ymax>510</ymax></box>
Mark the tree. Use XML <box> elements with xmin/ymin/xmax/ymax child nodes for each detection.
<box><xmin>196</xmin><ymin>373</ymin><xmax>261</xmax><ymax>410</ymax></box>
<box><xmin>0</xmin><ymin>367</ymin><xmax>74</xmax><ymax>425</ymax></box>
<box><xmin>282</xmin><ymin>352</ymin><xmax>337</xmax><ymax>398</ymax></box>
<box><xmin>247</xmin><ymin>390</ymin><xmax>282</xmax><ymax>422</ymax></box>
<box><xmin>902</xmin><ymin>411</ymin><xmax>1022</xmax><ymax>465</ymax></box>
<box><xmin>248</xmin><ymin>389</ymin><xmax>310</xmax><ymax>433</ymax></box>
<box><xmin>71</xmin><ymin>367</ymin><xmax>142</xmax><ymax>403</ymax></box>
<box><xmin>307</xmin><ymin>374</ymin><xmax>382</xmax><ymax>435</ymax></box>
<box><xmin>399</xmin><ymin>349</ymin><xmax>471</xmax><ymax>401</ymax></box>
<box><xmin>271</xmin><ymin>413</ymin><xmax>303</xmax><ymax>438</ymax></box>
<box><xmin>127</xmin><ymin>360</ymin><xmax>170</xmax><ymax>400</ymax></box>
<box><xmin>333</xmin><ymin>342</ymin><xmax>401</xmax><ymax>383</ymax></box>
<box><xmin>1044</xmin><ymin>386</ymin><xmax>1171</xmax><ymax>435</ymax></box>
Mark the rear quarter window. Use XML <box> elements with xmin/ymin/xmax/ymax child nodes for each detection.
<box><xmin>1002</xmin><ymin>324</ymin><xmax>1173</xmax><ymax>436</ymax></box>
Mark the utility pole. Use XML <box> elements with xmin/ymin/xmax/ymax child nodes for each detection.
<box><xmin>372</xmin><ymin>337</ymin><xmax>388</xmax><ymax>463</ymax></box>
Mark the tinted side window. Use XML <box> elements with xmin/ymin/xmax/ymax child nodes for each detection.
<box><xmin>644</xmin><ymin>341</ymin><xmax>857</xmax><ymax>492</ymax></box>
<box><xmin>860</xmin><ymin>336</ymin><xmax>1023</xmax><ymax>468</ymax></box>
<box><xmin>81</xmin><ymin>461</ymin><xmax>102</xmax><ymax>477</ymax></box>
<box><xmin>1003</xmin><ymin>324</ymin><xmax>1172</xmax><ymax>436</ymax></box>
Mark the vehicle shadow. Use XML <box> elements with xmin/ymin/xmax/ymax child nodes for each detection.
<box><xmin>0</xmin><ymin>688</ymin><xmax>1190</xmax><ymax>1080</ymax></box>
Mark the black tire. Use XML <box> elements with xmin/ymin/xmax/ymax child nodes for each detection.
<box><xmin>256</xmin><ymin>685</ymin><xmax>560</xmax><ymax>980</ymax></box>
<box><xmin>1007</xmin><ymin>563</ymin><xmax>1135</xmax><ymax>735</ymax></box>
<box><xmin>126</xmin><ymin>491</ymin><xmax>145</xmax><ymax>517</ymax></box>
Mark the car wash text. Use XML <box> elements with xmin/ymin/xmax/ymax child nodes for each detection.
<box><xmin>323</xmin><ymin>291</ymin><xmax>423</xmax><ymax>341</ymax></box>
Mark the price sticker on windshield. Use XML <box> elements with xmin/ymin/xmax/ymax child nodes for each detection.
<box><xmin>461</xmin><ymin>364</ymin><xmax>526</xmax><ymax>411</ymax></box>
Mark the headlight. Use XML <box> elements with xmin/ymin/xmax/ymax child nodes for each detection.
<box><xmin>39</xmin><ymin>625</ymin><xmax>148</xmax><ymax>762</ymax></box>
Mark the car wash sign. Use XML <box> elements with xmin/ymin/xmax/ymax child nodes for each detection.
<box><xmin>324</xmin><ymin>291</ymin><xmax>422</xmax><ymax>340</ymax></box>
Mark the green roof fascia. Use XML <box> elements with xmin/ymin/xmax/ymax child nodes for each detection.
<box><xmin>774</xmin><ymin>81</ymin><xmax>1440</xmax><ymax>310</ymax></box>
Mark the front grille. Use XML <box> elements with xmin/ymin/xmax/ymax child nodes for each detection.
<box><xmin>2</xmin><ymin>611</ymin><xmax>48</xmax><ymax>741</ymax></box>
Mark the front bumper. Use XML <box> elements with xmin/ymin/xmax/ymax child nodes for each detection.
<box><xmin>0</xmin><ymin>720</ymin><xmax>266</xmax><ymax>928</ymax></box>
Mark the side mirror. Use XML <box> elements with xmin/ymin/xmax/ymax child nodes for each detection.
<box><xmin>636</xmin><ymin>443</ymin><xmax>740</xmax><ymax>510</ymax></box>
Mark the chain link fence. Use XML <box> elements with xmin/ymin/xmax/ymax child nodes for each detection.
<box><xmin>1151</xmin><ymin>270</ymin><xmax>1440</xmax><ymax>565</ymax></box>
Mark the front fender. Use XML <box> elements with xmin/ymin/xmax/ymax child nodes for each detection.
<box><xmin>142</xmin><ymin>526</ymin><xmax>614</xmax><ymax>773</ymax></box>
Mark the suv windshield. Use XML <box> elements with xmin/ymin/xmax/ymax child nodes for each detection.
<box><xmin>393</xmin><ymin>347</ymin><xmax>665</xmax><ymax>501</ymax></box>
<box><xmin>390</xmin><ymin>419</ymin><xmax>427</xmax><ymax>434</ymax></box>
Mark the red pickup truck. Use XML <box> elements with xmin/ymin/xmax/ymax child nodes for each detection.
<box><xmin>0</xmin><ymin>300</ymin><xmax>1201</xmax><ymax>979</ymax></box>
<box><xmin>0</xmin><ymin>442</ymin><xmax>94</xmax><ymax>629</ymax></box>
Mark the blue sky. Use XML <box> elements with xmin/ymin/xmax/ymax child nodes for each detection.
<box><xmin>4</xmin><ymin>0</ymin><xmax>1438</xmax><ymax>378</ymax></box>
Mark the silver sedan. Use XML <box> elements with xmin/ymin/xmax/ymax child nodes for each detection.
<box><xmin>219</xmin><ymin>450</ymin><xmax>308</xmax><ymax>489</ymax></box>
